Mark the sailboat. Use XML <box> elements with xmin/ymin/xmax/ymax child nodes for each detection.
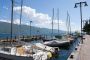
<box><xmin>0</xmin><ymin>0</ymin><xmax>52</xmax><ymax>60</ymax></box>
<box><xmin>44</xmin><ymin>9</ymin><xmax>71</xmax><ymax>49</ymax></box>
<box><xmin>0</xmin><ymin>40</ymin><xmax>34</xmax><ymax>60</ymax></box>
<box><xmin>0</xmin><ymin>0</ymin><xmax>33</xmax><ymax>60</ymax></box>
<box><xmin>66</xmin><ymin>11</ymin><xmax>75</xmax><ymax>44</ymax></box>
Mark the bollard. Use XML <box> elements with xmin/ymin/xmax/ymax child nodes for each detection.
<box><xmin>75</xmin><ymin>47</ymin><xmax>77</xmax><ymax>50</ymax></box>
<box><xmin>70</xmin><ymin>54</ymin><xmax>74</xmax><ymax>59</ymax></box>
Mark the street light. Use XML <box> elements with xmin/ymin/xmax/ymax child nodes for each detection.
<box><xmin>74</xmin><ymin>1</ymin><xmax>88</xmax><ymax>43</ymax></box>
<box><xmin>30</xmin><ymin>21</ymin><xmax>32</xmax><ymax>37</ymax></box>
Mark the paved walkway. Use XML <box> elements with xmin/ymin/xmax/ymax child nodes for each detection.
<box><xmin>77</xmin><ymin>35</ymin><xmax>90</xmax><ymax>60</ymax></box>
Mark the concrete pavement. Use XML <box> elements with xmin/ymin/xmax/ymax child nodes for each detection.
<box><xmin>68</xmin><ymin>35</ymin><xmax>90</xmax><ymax>60</ymax></box>
<box><xmin>77</xmin><ymin>35</ymin><xmax>90</xmax><ymax>60</ymax></box>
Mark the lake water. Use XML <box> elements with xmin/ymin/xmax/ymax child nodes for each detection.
<box><xmin>55</xmin><ymin>38</ymin><xmax>80</xmax><ymax>60</ymax></box>
<box><xmin>0</xmin><ymin>33</ymin><xmax>16</xmax><ymax>39</ymax></box>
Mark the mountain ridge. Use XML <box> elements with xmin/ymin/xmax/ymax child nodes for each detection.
<box><xmin>0</xmin><ymin>21</ymin><xmax>65</xmax><ymax>36</ymax></box>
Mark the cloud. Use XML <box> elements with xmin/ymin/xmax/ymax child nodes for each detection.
<box><xmin>0</xmin><ymin>6</ymin><xmax>80</xmax><ymax>32</ymax></box>
<box><xmin>0</xmin><ymin>19</ymin><xmax>10</xmax><ymax>23</ymax></box>
<box><xmin>13</xmin><ymin>19</ymin><xmax>20</xmax><ymax>24</ymax></box>
<box><xmin>14</xmin><ymin>6</ymin><xmax>66</xmax><ymax>29</ymax></box>
<box><xmin>0</xmin><ymin>19</ymin><xmax>20</xmax><ymax>25</ymax></box>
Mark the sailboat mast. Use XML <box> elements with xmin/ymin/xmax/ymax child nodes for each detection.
<box><xmin>66</xmin><ymin>11</ymin><xmax>69</xmax><ymax>35</ymax></box>
<box><xmin>57</xmin><ymin>8</ymin><xmax>59</xmax><ymax>35</ymax></box>
<box><xmin>66</xmin><ymin>11</ymin><xmax>71</xmax><ymax>35</ymax></box>
<box><xmin>68</xmin><ymin>14</ymin><xmax>71</xmax><ymax>34</ymax></box>
<box><xmin>11</xmin><ymin>0</ymin><xmax>14</xmax><ymax>41</ymax></box>
<box><xmin>19</xmin><ymin>0</ymin><xmax>23</xmax><ymax>38</ymax></box>
<box><xmin>51</xmin><ymin>8</ymin><xmax>54</xmax><ymax>38</ymax></box>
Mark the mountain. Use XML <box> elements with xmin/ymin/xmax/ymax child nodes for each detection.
<box><xmin>0</xmin><ymin>22</ymin><xmax>65</xmax><ymax>36</ymax></box>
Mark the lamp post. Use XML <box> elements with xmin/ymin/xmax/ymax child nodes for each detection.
<box><xmin>74</xmin><ymin>1</ymin><xmax>88</xmax><ymax>43</ymax></box>
<box><xmin>30</xmin><ymin>21</ymin><xmax>32</xmax><ymax>37</ymax></box>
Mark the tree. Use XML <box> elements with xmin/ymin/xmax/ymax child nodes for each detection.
<box><xmin>55</xmin><ymin>35</ymin><xmax>62</xmax><ymax>39</ymax></box>
<box><xmin>83</xmin><ymin>21</ymin><xmax>90</xmax><ymax>34</ymax></box>
<box><xmin>74</xmin><ymin>31</ymin><xmax>80</xmax><ymax>36</ymax></box>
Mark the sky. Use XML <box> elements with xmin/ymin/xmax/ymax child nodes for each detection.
<box><xmin>0</xmin><ymin>0</ymin><xmax>90</xmax><ymax>32</ymax></box>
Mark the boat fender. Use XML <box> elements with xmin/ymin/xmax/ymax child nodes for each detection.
<box><xmin>47</xmin><ymin>52</ymin><xmax>52</xmax><ymax>58</ymax></box>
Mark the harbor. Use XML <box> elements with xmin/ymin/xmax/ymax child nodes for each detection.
<box><xmin>0</xmin><ymin>34</ymin><xmax>80</xmax><ymax>60</ymax></box>
<box><xmin>0</xmin><ymin>0</ymin><xmax>90</xmax><ymax>60</ymax></box>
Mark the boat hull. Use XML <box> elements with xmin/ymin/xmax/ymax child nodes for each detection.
<box><xmin>45</xmin><ymin>42</ymin><xmax>70</xmax><ymax>46</ymax></box>
<box><xmin>44</xmin><ymin>42</ymin><xmax>70</xmax><ymax>49</ymax></box>
<box><xmin>0</xmin><ymin>53</ymin><xmax>33</xmax><ymax>60</ymax></box>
